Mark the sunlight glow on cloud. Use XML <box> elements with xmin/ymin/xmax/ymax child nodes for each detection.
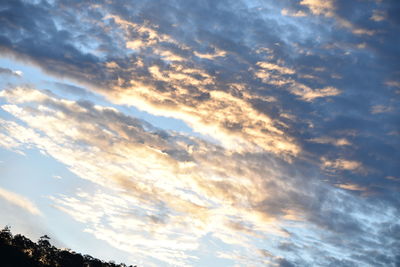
<box><xmin>300</xmin><ymin>0</ymin><xmax>335</xmax><ymax>17</ymax></box>
<box><xmin>0</xmin><ymin>85</ymin><xmax>399</xmax><ymax>266</ymax></box>
<box><xmin>321</xmin><ymin>158</ymin><xmax>363</xmax><ymax>172</ymax></box>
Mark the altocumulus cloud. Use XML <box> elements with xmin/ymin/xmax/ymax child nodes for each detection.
<box><xmin>0</xmin><ymin>0</ymin><xmax>399</xmax><ymax>266</ymax></box>
<box><xmin>0</xmin><ymin>86</ymin><xmax>399</xmax><ymax>266</ymax></box>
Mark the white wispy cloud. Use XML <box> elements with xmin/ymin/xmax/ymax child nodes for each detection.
<box><xmin>0</xmin><ymin>187</ymin><xmax>41</xmax><ymax>216</ymax></box>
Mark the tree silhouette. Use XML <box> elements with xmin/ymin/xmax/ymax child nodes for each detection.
<box><xmin>0</xmin><ymin>226</ymin><xmax>136</xmax><ymax>267</ymax></box>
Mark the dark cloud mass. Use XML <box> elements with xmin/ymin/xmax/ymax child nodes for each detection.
<box><xmin>0</xmin><ymin>0</ymin><xmax>399</xmax><ymax>266</ymax></box>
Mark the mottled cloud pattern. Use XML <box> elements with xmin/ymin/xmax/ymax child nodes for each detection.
<box><xmin>0</xmin><ymin>0</ymin><xmax>399</xmax><ymax>266</ymax></box>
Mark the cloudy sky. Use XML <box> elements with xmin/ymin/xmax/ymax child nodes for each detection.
<box><xmin>0</xmin><ymin>0</ymin><xmax>399</xmax><ymax>266</ymax></box>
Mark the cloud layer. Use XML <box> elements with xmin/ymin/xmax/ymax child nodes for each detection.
<box><xmin>0</xmin><ymin>0</ymin><xmax>399</xmax><ymax>266</ymax></box>
<box><xmin>1</xmin><ymin>86</ymin><xmax>399</xmax><ymax>266</ymax></box>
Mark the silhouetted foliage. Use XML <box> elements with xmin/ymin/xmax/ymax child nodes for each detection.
<box><xmin>0</xmin><ymin>226</ymin><xmax>137</xmax><ymax>267</ymax></box>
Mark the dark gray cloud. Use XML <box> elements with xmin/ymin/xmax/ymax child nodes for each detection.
<box><xmin>278</xmin><ymin>258</ymin><xmax>296</xmax><ymax>267</ymax></box>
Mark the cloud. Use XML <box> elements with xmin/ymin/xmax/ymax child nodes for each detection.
<box><xmin>336</xmin><ymin>183</ymin><xmax>367</xmax><ymax>192</ymax></box>
<box><xmin>257</xmin><ymin>62</ymin><xmax>295</xmax><ymax>75</ymax></box>
<box><xmin>292</xmin><ymin>85</ymin><xmax>341</xmax><ymax>101</ymax></box>
<box><xmin>308</xmin><ymin>137</ymin><xmax>350</xmax><ymax>146</ymax></box>
<box><xmin>371</xmin><ymin>105</ymin><xmax>394</xmax><ymax>114</ymax></box>
<box><xmin>299</xmin><ymin>0</ymin><xmax>376</xmax><ymax>35</ymax></box>
<box><xmin>370</xmin><ymin>10</ymin><xmax>386</xmax><ymax>22</ymax></box>
<box><xmin>385</xmin><ymin>80</ymin><xmax>400</xmax><ymax>88</ymax></box>
<box><xmin>321</xmin><ymin>158</ymin><xmax>362</xmax><ymax>172</ymax></box>
<box><xmin>0</xmin><ymin>85</ymin><xmax>399</xmax><ymax>266</ymax></box>
<box><xmin>281</xmin><ymin>8</ymin><xmax>307</xmax><ymax>17</ymax></box>
<box><xmin>254</xmin><ymin>62</ymin><xmax>341</xmax><ymax>101</ymax></box>
<box><xmin>0</xmin><ymin>0</ymin><xmax>396</xmax><ymax>171</ymax></box>
<box><xmin>0</xmin><ymin>0</ymin><xmax>336</xmax><ymax>158</ymax></box>
<box><xmin>300</xmin><ymin>0</ymin><xmax>335</xmax><ymax>17</ymax></box>
<box><xmin>0</xmin><ymin>187</ymin><xmax>41</xmax><ymax>215</ymax></box>
<box><xmin>0</xmin><ymin>86</ymin><xmax>298</xmax><ymax>265</ymax></box>
<box><xmin>0</xmin><ymin>67</ymin><xmax>22</xmax><ymax>77</ymax></box>
<box><xmin>194</xmin><ymin>48</ymin><xmax>226</xmax><ymax>60</ymax></box>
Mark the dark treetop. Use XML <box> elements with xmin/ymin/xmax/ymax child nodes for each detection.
<box><xmin>0</xmin><ymin>226</ymin><xmax>136</xmax><ymax>267</ymax></box>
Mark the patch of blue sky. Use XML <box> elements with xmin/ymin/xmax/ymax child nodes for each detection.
<box><xmin>0</xmin><ymin>147</ymin><xmax>97</xmax><ymax>203</ymax></box>
<box><xmin>191</xmin><ymin>233</ymin><xmax>237</xmax><ymax>267</ymax></box>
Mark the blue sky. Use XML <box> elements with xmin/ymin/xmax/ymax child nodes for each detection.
<box><xmin>0</xmin><ymin>0</ymin><xmax>399</xmax><ymax>266</ymax></box>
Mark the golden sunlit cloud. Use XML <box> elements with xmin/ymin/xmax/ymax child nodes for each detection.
<box><xmin>321</xmin><ymin>157</ymin><xmax>363</xmax><ymax>172</ymax></box>
<box><xmin>0</xmin><ymin>85</ymin><xmax>358</xmax><ymax>265</ymax></box>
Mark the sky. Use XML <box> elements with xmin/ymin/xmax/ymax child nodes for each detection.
<box><xmin>0</xmin><ymin>0</ymin><xmax>399</xmax><ymax>266</ymax></box>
